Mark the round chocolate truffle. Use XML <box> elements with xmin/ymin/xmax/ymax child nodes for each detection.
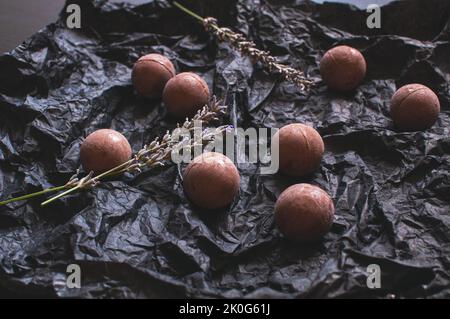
<box><xmin>320</xmin><ymin>45</ymin><xmax>366</xmax><ymax>91</ymax></box>
<box><xmin>80</xmin><ymin>129</ymin><xmax>132</xmax><ymax>174</ymax></box>
<box><xmin>273</xmin><ymin>123</ymin><xmax>324</xmax><ymax>177</ymax></box>
<box><xmin>390</xmin><ymin>83</ymin><xmax>440</xmax><ymax>131</ymax></box>
<box><xmin>183</xmin><ymin>152</ymin><xmax>240</xmax><ymax>210</ymax></box>
<box><xmin>163</xmin><ymin>72</ymin><xmax>210</xmax><ymax>118</ymax></box>
<box><xmin>132</xmin><ymin>53</ymin><xmax>176</xmax><ymax>98</ymax></box>
<box><xmin>275</xmin><ymin>183</ymin><xmax>334</xmax><ymax>242</ymax></box>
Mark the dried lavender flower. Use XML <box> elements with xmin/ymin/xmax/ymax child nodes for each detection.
<box><xmin>39</xmin><ymin>96</ymin><xmax>228</xmax><ymax>206</ymax></box>
<box><xmin>0</xmin><ymin>96</ymin><xmax>228</xmax><ymax>207</ymax></box>
<box><xmin>173</xmin><ymin>1</ymin><xmax>314</xmax><ymax>90</ymax></box>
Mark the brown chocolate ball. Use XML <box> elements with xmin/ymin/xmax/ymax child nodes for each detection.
<box><xmin>273</xmin><ymin>123</ymin><xmax>324</xmax><ymax>177</ymax></box>
<box><xmin>163</xmin><ymin>72</ymin><xmax>210</xmax><ymax>118</ymax></box>
<box><xmin>80</xmin><ymin>129</ymin><xmax>132</xmax><ymax>174</ymax></box>
<box><xmin>132</xmin><ymin>53</ymin><xmax>176</xmax><ymax>98</ymax></box>
<box><xmin>275</xmin><ymin>183</ymin><xmax>334</xmax><ymax>242</ymax></box>
<box><xmin>390</xmin><ymin>83</ymin><xmax>440</xmax><ymax>131</ymax></box>
<box><xmin>320</xmin><ymin>45</ymin><xmax>366</xmax><ymax>91</ymax></box>
<box><xmin>183</xmin><ymin>152</ymin><xmax>240</xmax><ymax>210</ymax></box>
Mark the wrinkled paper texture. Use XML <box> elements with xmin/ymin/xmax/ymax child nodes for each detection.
<box><xmin>0</xmin><ymin>0</ymin><xmax>449</xmax><ymax>298</ymax></box>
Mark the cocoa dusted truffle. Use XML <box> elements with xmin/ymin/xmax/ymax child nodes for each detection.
<box><xmin>183</xmin><ymin>152</ymin><xmax>240</xmax><ymax>210</ymax></box>
<box><xmin>163</xmin><ymin>72</ymin><xmax>210</xmax><ymax>118</ymax></box>
<box><xmin>132</xmin><ymin>53</ymin><xmax>176</xmax><ymax>98</ymax></box>
<box><xmin>273</xmin><ymin>123</ymin><xmax>324</xmax><ymax>177</ymax></box>
<box><xmin>275</xmin><ymin>183</ymin><xmax>334</xmax><ymax>242</ymax></box>
<box><xmin>80</xmin><ymin>129</ymin><xmax>132</xmax><ymax>174</ymax></box>
<box><xmin>390</xmin><ymin>83</ymin><xmax>440</xmax><ymax>131</ymax></box>
<box><xmin>320</xmin><ymin>45</ymin><xmax>366</xmax><ymax>92</ymax></box>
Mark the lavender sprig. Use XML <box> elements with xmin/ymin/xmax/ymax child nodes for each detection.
<box><xmin>40</xmin><ymin>96</ymin><xmax>227</xmax><ymax>206</ymax></box>
<box><xmin>117</xmin><ymin>96</ymin><xmax>228</xmax><ymax>175</ymax></box>
<box><xmin>0</xmin><ymin>97</ymin><xmax>227</xmax><ymax>207</ymax></box>
<box><xmin>173</xmin><ymin>1</ymin><xmax>314</xmax><ymax>90</ymax></box>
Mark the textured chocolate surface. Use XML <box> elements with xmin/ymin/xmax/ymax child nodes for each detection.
<box><xmin>320</xmin><ymin>45</ymin><xmax>366</xmax><ymax>91</ymax></box>
<box><xmin>163</xmin><ymin>72</ymin><xmax>210</xmax><ymax>117</ymax></box>
<box><xmin>390</xmin><ymin>83</ymin><xmax>440</xmax><ymax>131</ymax></box>
<box><xmin>132</xmin><ymin>53</ymin><xmax>175</xmax><ymax>98</ymax></box>
<box><xmin>183</xmin><ymin>152</ymin><xmax>240</xmax><ymax>210</ymax></box>
<box><xmin>274</xmin><ymin>123</ymin><xmax>324</xmax><ymax>177</ymax></box>
<box><xmin>80</xmin><ymin>129</ymin><xmax>132</xmax><ymax>174</ymax></box>
<box><xmin>275</xmin><ymin>183</ymin><xmax>334</xmax><ymax>242</ymax></box>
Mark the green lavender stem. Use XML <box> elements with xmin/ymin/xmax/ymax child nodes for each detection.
<box><xmin>40</xmin><ymin>158</ymin><xmax>135</xmax><ymax>207</ymax></box>
<box><xmin>0</xmin><ymin>185</ymin><xmax>68</xmax><ymax>206</ymax></box>
<box><xmin>0</xmin><ymin>159</ymin><xmax>135</xmax><ymax>207</ymax></box>
<box><xmin>173</xmin><ymin>1</ymin><xmax>208</xmax><ymax>24</ymax></box>
<box><xmin>40</xmin><ymin>184</ymin><xmax>83</xmax><ymax>206</ymax></box>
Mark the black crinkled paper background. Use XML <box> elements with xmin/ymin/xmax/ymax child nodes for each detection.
<box><xmin>0</xmin><ymin>0</ymin><xmax>449</xmax><ymax>298</ymax></box>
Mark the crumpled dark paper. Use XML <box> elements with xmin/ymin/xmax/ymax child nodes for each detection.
<box><xmin>0</xmin><ymin>0</ymin><xmax>449</xmax><ymax>298</ymax></box>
